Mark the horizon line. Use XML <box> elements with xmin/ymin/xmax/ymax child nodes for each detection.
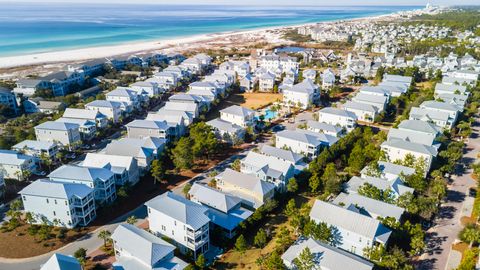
<box><xmin>0</xmin><ymin>1</ymin><xmax>434</xmax><ymax>6</ymax></box>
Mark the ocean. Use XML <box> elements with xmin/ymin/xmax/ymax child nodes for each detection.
<box><xmin>0</xmin><ymin>4</ymin><xmax>421</xmax><ymax>57</ymax></box>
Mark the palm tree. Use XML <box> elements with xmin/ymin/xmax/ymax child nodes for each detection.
<box><xmin>459</xmin><ymin>225</ymin><xmax>480</xmax><ymax>248</ymax></box>
<box><xmin>98</xmin><ymin>230</ymin><xmax>112</xmax><ymax>248</ymax></box>
<box><xmin>126</xmin><ymin>216</ymin><xmax>137</xmax><ymax>225</ymax></box>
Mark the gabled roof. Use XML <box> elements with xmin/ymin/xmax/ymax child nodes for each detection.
<box><xmin>387</xmin><ymin>128</ymin><xmax>436</xmax><ymax>146</ymax></box>
<box><xmin>343</xmin><ymin>101</ymin><xmax>377</xmax><ymax>113</ymax></box>
<box><xmin>189</xmin><ymin>183</ymin><xmax>242</xmax><ymax>213</ymax></box>
<box><xmin>435</xmin><ymin>83</ymin><xmax>467</xmax><ymax>94</ymax></box>
<box><xmin>106</xmin><ymin>88</ymin><xmax>137</xmax><ymax>98</ymax></box>
<box><xmin>0</xmin><ymin>149</ymin><xmax>36</xmax><ymax>166</ymax></box>
<box><xmin>360</xmin><ymin>161</ymin><xmax>415</xmax><ymax>179</ymax></box>
<box><xmin>307</xmin><ymin>121</ymin><xmax>342</xmax><ymax>134</ymax></box>
<box><xmin>260</xmin><ymin>145</ymin><xmax>303</xmax><ymax>165</ymax></box>
<box><xmin>169</xmin><ymin>93</ymin><xmax>204</xmax><ymax>103</ymax></box>
<box><xmin>163</xmin><ymin>101</ymin><xmax>198</xmax><ymax>113</ymax></box>
<box><xmin>286</xmin><ymin>79</ymin><xmax>318</xmax><ymax>94</ymax></box>
<box><xmin>409</xmin><ymin>107</ymin><xmax>450</xmax><ymax>123</ymax></box>
<box><xmin>111</xmin><ymin>224</ymin><xmax>175</xmax><ymax>267</ymax></box>
<box><xmin>207</xmin><ymin>118</ymin><xmax>243</xmax><ymax>133</ymax></box>
<box><xmin>49</xmin><ymin>165</ymin><xmax>113</xmax><ymax>183</ymax></box>
<box><xmin>189</xmin><ymin>81</ymin><xmax>217</xmax><ymax>88</ymax></box>
<box><xmin>13</xmin><ymin>140</ymin><xmax>57</xmax><ymax>151</ymax></box>
<box><xmin>126</xmin><ymin>120</ymin><xmax>169</xmax><ymax>130</ymax></box>
<box><xmin>332</xmin><ymin>192</ymin><xmax>405</xmax><ymax>221</ymax></box>
<box><xmin>56</xmin><ymin>118</ymin><xmax>95</xmax><ymax>127</ymax></box>
<box><xmin>383</xmin><ymin>74</ymin><xmax>412</xmax><ymax>84</ymax></box>
<box><xmin>35</xmin><ymin>121</ymin><xmax>79</xmax><ymax>131</ymax></box>
<box><xmin>381</xmin><ymin>139</ymin><xmax>438</xmax><ymax>156</ymax></box>
<box><xmin>85</xmin><ymin>100</ymin><xmax>122</xmax><ymax>109</ymax></box>
<box><xmin>420</xmin><ymin>100</ymin><xmax>462</xmax><ymax>112</ymax></box>
<box><xmin>219</xmin><ymin>169</ymin><xmax>275</xmax><ymax>198</ymax></box>
<box><xmin>82</xmin><ymin>153</ymin><xmax>136</xmax><ymax>173</ymax></box>
<box><xmin>63</xmin><ymin>108</ymin><xmax>104</xmax><ymax>120</ymax></box>
<box><xmin>352</xmin><ymin>93</ymin><xmax>388</xmax><ymax>106</ymax></box>
<box><xmin>310</xmin><ymin>200</ymin><xmax>391</xmax><ymax>242</ymax></box>
<box><xmin>281</xmin><ymin>238</ymin><xmax>374</xmax><ymax>270</ymax></box>
<box><xmin>20</xmin><ymin>179</ymin><xmax>93</xmax><ymax>200</ymax></box>
<box><xmin>145</xmin><ymin>192</ymin><xmax>210</xmax><ymax>230</ymax></box>
<box><xmin>105</xmin><ymin>140</ymin><xmax>154</xmax><ymax>159</ymax></box>
<box><xmin>276</xmin><ymin>129</ymin><xmax>338</xmax><ymax>146</ymax></box>
<box><xmin>397</xmin><ymin>119</ymin><xmax>441</xmax><ymax>134</ymax></box>
<box><xmin>220</xmin><ymin>105</ymin><xmax>255</xmax><ymax>118</ymax></box>
<box><xmin>40</xmin><ymin>253</ymin><xmax>82</xmax><ymax>270</ymax></box>
<box><xmin>319</xmin><ymin>107</ymin><xmax>357</xmax><ymax>119</ymax></box>
<box><xmin>345</xmin><ymin>176</ymin><xmax>414</xmax><ymax>197</ymax></box>
<box><xmin>242</xmin><ymin>151</ymin><xmax>293</xmax><ymax>178</ymax></box>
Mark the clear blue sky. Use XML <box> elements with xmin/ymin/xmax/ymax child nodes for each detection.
<box><xmin>2</xmin><ymin>0</ymin><xmax>479</xmax><ymax>5</ymax></box>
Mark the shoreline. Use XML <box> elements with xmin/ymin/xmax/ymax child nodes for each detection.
<box><xmin>0</xmin><ymin>9</ymin><xmax>417</xmax><ymax>71</ymax></box>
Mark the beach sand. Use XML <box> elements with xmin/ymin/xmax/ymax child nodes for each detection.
<box><xmin>0</xmin><ymin>11</ymin><xmax>408</xmax><ymax>77</ymax></box>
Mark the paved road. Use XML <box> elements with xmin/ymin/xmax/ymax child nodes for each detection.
<box><xmin>0</xmin><ymin>106</ymin><xmax>314</xmax><ymax>270</ymax></box>
<box><xmin>0</xmin><ymin>205</ymin><xmax>147</xmax><ymax>270</ymax></box>
<box><xmin>417</xmin><ymin>116</ymin><xmax>478</xmax><ymax>270</ymax></box>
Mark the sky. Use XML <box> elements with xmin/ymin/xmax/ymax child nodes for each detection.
<box><xmin>0</xmin><ymin>0</ymin><xmax>479</xmax><ymax>5</ymax></box>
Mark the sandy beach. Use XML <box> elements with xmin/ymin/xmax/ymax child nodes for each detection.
<box><xmin>0</xmin><ymin>11</ymin><xmax>411</xmax><ymax>77</ymax></box>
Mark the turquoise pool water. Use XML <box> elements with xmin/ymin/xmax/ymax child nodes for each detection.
<box><xmin>255</xmin><ymin>109</ymin><xmax>278</xmax><ymax>121</ymax></box>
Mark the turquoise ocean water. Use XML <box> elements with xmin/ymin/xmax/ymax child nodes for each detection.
<box><xmin>0</xmin><ymin>4</ymin><xmax>421</xmax><ymax>57</ymax></box>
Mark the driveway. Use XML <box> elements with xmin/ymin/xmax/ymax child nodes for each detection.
<box><xmin>417</xmin><ymin>116</ymin><xmax>479</xmax><ymax>270</ymax></box>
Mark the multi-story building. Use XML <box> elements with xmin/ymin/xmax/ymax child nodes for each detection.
<box><xmin>48</xmin><ymin>165</ymin><xmax>116</xmax><ymax>204</ymax></box>
<box><xmin>34</xmin><ymin>121</ymin><xmax>81</xmax><ymax>147</ymax></box>
<box><xmin>20</xmin><ymin>179</ymin><xmax>96</xmax><ymax>228</ymax></box>
<box><xmin>81</xmin><ymin>153</ymin><xmax>140</xmax><ymax>186</ymax></box>
<box><xmin>14</xmin><ymin>71</ymin><xmax>85</xmax><ymax>97</ymax></box>
<box><xmin>318</xmin><ymin>107</ymin><xmax>357</xmax><ymax>131</ymax></box>
<box><xmin>219</xmin><ymin>105</ymin><xmax>255</xmax><ymax>128</ymax></box>
<box><xmin>0</xmin><ymin>150</ymin><xmax>38</xmax><ymax>180</ymax></box>
<box><xmin>146</xmin><ymin>192</ymin><xmax>210</xmax><ymax>259</ymax></box>
<box><xmin>12</xmin><ymin>140</ymin><xmax>59</xmax><ymax>160</ymax></box>
<box><xmin>275</xmin><ymin>129</ymin><xmax>338</xmax><ymax>159</ymax></box>
<box><xmin>85</xmin><ymin>100</ymin><xmax>123</xmax><ymax>123</ymax></box>
<box><xmin>283</xmin><ymin>79</ymin><xmax>320</xmax><ymax>109</ymax></box>
<box><xmin>111</xmin><ymin>223</ymin><xmax>188</xmax><ymax>270</ymax></box>
<box><xmin>0</xmin><ymin>87</ymin><xmax>19</xmax><ymax>115</ymax></box>
<box><xmin>310</xmin><ymin>200</ymin><xmax>391</xmax><ymax>257</ymax></box>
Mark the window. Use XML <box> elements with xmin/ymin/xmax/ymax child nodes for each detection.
<box><xmin>46</xmin><ymin>199</ymin><xmax>49</xmax><ymax>203</ymax></box>
<box><xmin>53</xmin><ymin>211</ymin><xmax>56</xmax><ymax>216</ymax></box>
<box><xmin>54</xmin><ymin>200</ymin><xmax>57</xmax><ymax>205</ymax></box>
<box><xmin>22</xmin><ymin>196</ymin><xmax>26</xmax><ymax>201</ymax></box>
<box><xmin>172</xmin><ymin>230</ymin><xmax>174</xmax><ymax>236</ymax></box>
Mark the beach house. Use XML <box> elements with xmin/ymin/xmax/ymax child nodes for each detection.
<box><xmin>283</xmin><ymin>79</ymin><xmax>320</xmax><ymax>109</ymax></box>
<box><xmin>240</xmin><ymin>151</ymin><xmax>295</xmax><ymax>190</ymax></box>
<box><xmin>216</xmin><ymin>169</ymin><xmax>276</xmax><ymax>210</ymax></box>
<box><xmin>309</xmin><ymin>200</ymin><xmax>392</xmax><ymax>257</ymax></box>
<box><xmin>81</xmin><ymin>153</ymin><xmax>140</xmax><ymax>186</ymax></box>
<box><xmin>318</xmin><ymin>107</ymin><xmax>357</xmax><ymax>131</ymax></box>
<box><xmin>189</xmin><ymin>183</ymin><xmax>253</xmax><ymax>238</ymax></box>
<box><xmin>275</xmin><ymin>129</ymin><xmax>338</xmax><ymax>159</ymax></box>
<box><xmin>20</xmin><ymin>179</ymin><xmax>96</xmax><ymax>228</ymax></box>
<box><xmin>34</xmin><ymin>121</ymin><xmax>81</xmax><ymax>148</ymax></box>
<box><xmin>0</xmin><ymin>150</ymin><xmax>38</xmax><ymax>180</ymax></box>
<box><xmin>41</xmin><ymin>254</ymin><xmax>83</xmax><ymax>270</ymax></box>
<box><xmin>49</xmin><ymin>165</ymin><xmax>116</xmax><ymax>204</ymax></box>
<box><xmin>85</xmin><ymin>100</ymin><xmax>123</xmax><ymax>123</ymax></box>
<box><xmin>146</xmin><ymin>192</ymin><xmax>211</xmax><ymax>259</ymax></box>
<box><xmin>282</xmin><ymin>238</ymin><xmax>374</xmax><ymax>270</ymax></box>
<box><xmin>111</xmin><ymin>223</ymin><xmax>188</xmax><ymax>270</ymax></box>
